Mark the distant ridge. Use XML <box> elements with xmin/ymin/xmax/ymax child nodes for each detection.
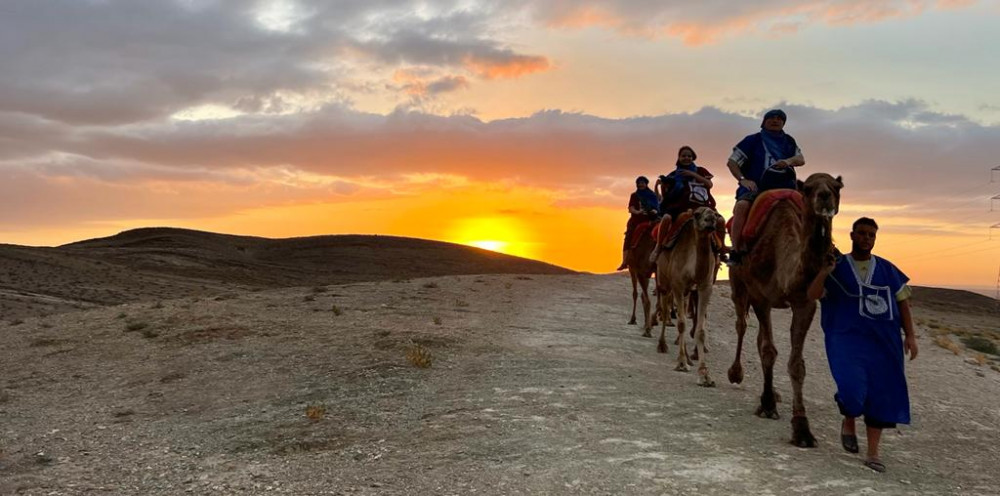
<box><xmin>0</xmin><ymin>227</ymin><xmax>574</xmax><ymax>320</ymax></box>
<box><xmin>910</xmin><ymin>286</ymin><xmax>1000</xmax><ymax>317</ymax></box>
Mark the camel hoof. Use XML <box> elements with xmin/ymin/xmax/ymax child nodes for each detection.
<box><xmin>642</xmin><ymin>329</ymin><xmax>652</xmax><ymax>338</ymax></box>
<box><xmin>674</xmin><ymin>363</ymin><xmax>689</xmax><ymax>372</ymax></box>
<box><xmin>628</xmin><ymin>318</ymin><xmax>637</xmax><ymax>325</ymax></box>
<box><xmin>755</xmin><ymin>406</ymin><xmax>780</xmax><ymax>420</ymax></box>
<box><xmin>685</xmin><ymin>356</ymin><xmax>694</xmax><ymax>367</ymax></box>
<box><xmin>790</xmin><ymin>416</ymin><xmax>818</xmax><ymax>448</ymax></box>
<box><xmin>657</xmin><ymin>340</ymin><xmax>667</xmax><ymax>354</ymax></box>
<box><xmin>698</xmin><ymin>371</ymin><xmax>716</xmax><ymax>388</ymax></box>
<box><xmin>727</xmin><ymin>364</ymin><xmax>744</xmax><ymax>385</ymax></box>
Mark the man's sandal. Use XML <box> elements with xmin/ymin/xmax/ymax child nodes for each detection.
<box><xmin>863</xmin><ymin>458</ymin><xmax>886</xmax><ymax>473</ymax></box>
<box><xmin>841</xmin><ymin>421</ymin><xmax>859</xmax><ymax>454</ymax></box>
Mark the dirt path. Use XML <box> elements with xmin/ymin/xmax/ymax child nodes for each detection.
<box><xmin>2</xmin><ymin>274</ymin><xmax>998</xmax><ymax>495</ymax></box>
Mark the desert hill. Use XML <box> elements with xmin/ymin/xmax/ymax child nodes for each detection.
<box><xmin>0</xmin><ymin>227</ymin><xmax>574</xmax><ymax>321</ymax></box>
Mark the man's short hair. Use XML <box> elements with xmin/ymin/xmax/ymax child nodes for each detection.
<box><xmin>852</xmin><ymin>217</ymin><xmax>879</xmax><ymax>231</ymax></box>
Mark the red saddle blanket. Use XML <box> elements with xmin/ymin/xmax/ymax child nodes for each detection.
<box><xmin>726</xmin><ymin>189</ymin><xmax>804</xmax><ymax>244</ymax></box>
<box><xmin>629</xmin><ymin>220</ymin><xmax>656</xmax><ymax>249</ymax></box>
<box><xmin>652</xmin><ymin>211</ymin><xmax>694</xmax><ymax>249</ymax></box>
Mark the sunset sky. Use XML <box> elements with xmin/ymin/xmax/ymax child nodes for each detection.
<box><xmin>2</xmin><ymin>0</ymin><xmax>999</xmax><ymax>292</ymax></box>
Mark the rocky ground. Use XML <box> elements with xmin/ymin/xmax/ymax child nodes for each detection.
<box><xmin>1</xmin><ymin>273</ymin><xmax>998</xmax><ymax>495</ymax></box>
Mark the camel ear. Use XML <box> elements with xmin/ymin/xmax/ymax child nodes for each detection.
<box><xmin>835</xmin><ymin>175</ymin><xmax>843</xmax><ymax>189</ymax></box>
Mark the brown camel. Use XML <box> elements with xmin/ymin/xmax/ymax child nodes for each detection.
<box><xmin>727</xmin><ymin>173</ymin><xmax>843</xmax><ymax>448</ymax></box>
<box><xmin>654</xmin><ymin>207</ymin><xmax>723</xmax><ymax>386</ymax></box>
<box><xmin>627</xmin><ymin>223</ymin><xmax>659</xmax><ymax>336</ymax></box>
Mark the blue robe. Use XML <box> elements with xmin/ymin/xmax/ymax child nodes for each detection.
<box><xmin>729</xmin><ymin>131</ymin><xmax>801</xmax><ymax>198</ymax></box>
<box><xmin>821</xmin><ymin>255</ymin><xmax>911</xmax><ymax>425</ymax></box>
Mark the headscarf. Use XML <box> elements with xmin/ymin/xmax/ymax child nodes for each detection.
<box><xmin>760</xmin><ymin>109</ymin><xmax>787</xmax><ymax>128</ymax></box>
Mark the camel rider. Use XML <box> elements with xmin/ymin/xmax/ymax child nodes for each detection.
<box><xmin>617</xmin><ymin>176</ymin><xmax>660</xmax><ymax>271</ymax></box>
<box><xmin>726</xmin><ymin>109</ymin><xmax>805</xmax><ymax>265</ymax></box>
<box><xmin>650</xmin><ymin>145</ymin><xmax>726</xmax><ymax>262</ymax></box>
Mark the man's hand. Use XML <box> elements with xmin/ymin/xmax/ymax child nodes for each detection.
<box><xmin>738</xmin><ymin>178</ymin><xmax>758</xmax><ymax>193</ymax></box>
<box><xmin>904</xmin><ymin>334</ymin><xmax>919</xmax><ymax>361</ymax></box>
<box><xmin>773</xmin><ymin>159</ymin><xmax>789</xmax><ymax>169</ymax></box>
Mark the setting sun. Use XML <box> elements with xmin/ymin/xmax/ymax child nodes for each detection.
<box><xmin>449</xmin><ymin>216</ymin><xmax>536</xmax><ymax>259</ymax></box>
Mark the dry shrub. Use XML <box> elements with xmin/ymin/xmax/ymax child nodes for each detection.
<box><xmin>125</xmin><ymin>321</ymin><xmax>148</xmax><ymax>332</ymax></box>
<box><xmin>305</xmin><ymin>405</ymin><xmax>326</xmax><ymax>421</ymax></box>
<box><xmin>406</xmin><ymin>344</ymin><xmax>433</xmax><ymax>368</ymax></box>
<box><xmin>433</xmin><ymin>316</ymin><xmax>442</xmax><ymax>326</ymax></box>
<box><xmin>961</xmin><ymin>336</ymin><xmax>999</xmax><ymax>356</ymax></box>
<box><xmin>455</xmin><ymin>299</ymin><xmax>469</xmax><ymax>308</ymax></box>
<box><xmin>933</xmin><ymin>335</ymin><xmax>961</xmax><ymax>355</ymax></box>
<box><xmin>332</xmin><ymin>305</ymin><xmax>343</xmax><ymax>316</ymax></box>
<box><xmin>973</xmin><ymin>354</ymin><xmax>988</xmax><ymax>366</ymax></box>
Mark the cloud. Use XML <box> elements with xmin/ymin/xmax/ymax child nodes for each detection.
<box><xmin>527</xmin><ymin>1</ymin><xmax>977</xmax><ymax>45</ymax></box>
<box><xmin>5</xmin><ymin>98</ymin><xmax>999</xmax><ymax>236</ymax></box>
<box><xmin>0</xmin><ymin>0</ymin><xmax>550</xmax><ymax>126</ymax></box>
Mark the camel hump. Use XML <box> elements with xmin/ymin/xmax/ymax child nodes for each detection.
<box><xmin>736</xmin><ymin>189</ymin><xmax>805</xmax><ymax>243</ymax></box>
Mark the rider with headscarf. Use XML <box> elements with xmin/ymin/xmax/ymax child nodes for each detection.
<box><xmin>725</xmin><ymin>109</ymin><xmax>805</xmax><ymax>265</ymax></box>
<box><xmin>616</xmin><ymin>175</ymin><xmax>660</xmax><ymax>271</ymax></box>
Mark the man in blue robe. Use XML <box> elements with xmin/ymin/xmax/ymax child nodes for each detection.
<box><xmin>725</xmin><ymin>109</ymin><xmax>805</xmax><ymax>265</ymax></box>
<box><xmin>807</xmin><ymin>217</ymin><xmax>918</xmax><ymax>473</ymax></box>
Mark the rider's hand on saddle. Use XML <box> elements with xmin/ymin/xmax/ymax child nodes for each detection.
<box><xmin>773</xmin><ymin>159</ymin><xmax>789</xmax><ymax>169</ymax></box>
<box><xmin>739</xmin><ymin>178</ymin><xmax>758</xmax><ymax>192</ymax></box>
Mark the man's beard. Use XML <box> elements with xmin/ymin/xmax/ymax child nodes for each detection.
<box><xmin>852</xmin><ymin>241</ymin><xmax>872</xmax><ymax>257</ymax></box>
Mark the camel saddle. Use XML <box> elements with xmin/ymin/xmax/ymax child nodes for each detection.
<box><xmin>629</xmin><ymin>220</ymin><xmax>657</xmax><ymax>249</ymax></box>
<box><xmin>651</xmin><ymin>211</ymin><xmax>694</xmax><ymax>250</ymax></box>
<box><xmin>726</xmin><ymin>189</ymin><xmax>805</xmax><ymax>245</ymax></box>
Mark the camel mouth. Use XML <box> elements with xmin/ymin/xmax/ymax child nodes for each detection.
<box><xmin>819</xmin><ymin>209</ymin><xmax>836</xmax><ymax>218</ymax></box>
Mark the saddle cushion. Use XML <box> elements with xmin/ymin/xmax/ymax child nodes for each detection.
<box><xmin>732</xmin><ymin>189</ymin><xmax>804</xmax><ymax>243</ymax></box>
<box><xmin>630</xmin><ymin>220</ymin><xmax>656</xmax><ymax>249</ymax></box>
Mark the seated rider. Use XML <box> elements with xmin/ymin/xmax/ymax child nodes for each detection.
<box><xmin>617</xmin><ymin>176</ymin><xmax>660</xmax><ymax>271</ymax></box>
<box><xmin>650</xmin><ymin>146</ymin><xmax>726</xmax><ymax>262</ymax></box>
<box><xmin>726</xmin><ymin>109</ymin><xmax>805</xmax><ymax>265</ymax></box>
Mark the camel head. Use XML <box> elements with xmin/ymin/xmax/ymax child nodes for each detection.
<box><xmin>692</xmin><ymin>206</ymin><xmax>721</xmax><ymax>233</ymax></box>
<box><xmin>797</xmin><ymin>173</ymin><xmax>843</xmax><ymax>219</ymax></box>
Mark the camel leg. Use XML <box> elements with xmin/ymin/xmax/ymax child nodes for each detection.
<box><xmin>639</xmin><ymin>276</ymin><xmax>653</xmax><ymax>337</ymax></box>
<box><xmin>650</xmin><ymin>281</ymin><xmax>660</xmax><ymax>327</ymax></box>
<box><xmin>628</xmin><ymin>270</ymin><xmax>638</xmax><ymax>325</ymax></box>
<box><xmin>695</xmin><ymin>284</ymin><xmax>715</xmax><ymax>387</ymax></box>
<box><xmin>727</xmin><ymin>280</ymin><xmax>749</xmax><ymax>384</ymax></box>
<box><xmin>674</xmin><ymin>292</ymin><xmax>690</xmax><ymax>372</ymax></box>
<box><xmin>754</xmin><ymin>305</ymin><xmax>780</xmax><ymax>420</ymax></box>
<box><xmin>688</xmin><ymin>289</ymin><xmax>698</xmax><ymax>337</ymax></box>
<box><xmin>789</xmin><ymin>302</ymin><xmax>818</xmax><ymax>448</ymax></box>
<box><xmin>657</xmin><ymin>287</ymin><xmax>669</xmax><ymax>353</ymax></box>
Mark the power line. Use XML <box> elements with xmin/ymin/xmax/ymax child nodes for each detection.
<box><xmin>905</xmin><ymin>240</ymin><xmax>999</xmax><ymax>264</ymax></box>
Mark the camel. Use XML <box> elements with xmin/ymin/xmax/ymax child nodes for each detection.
<box><xmin>654</xmin><ymin>207</ymin><xmax>723</xmax><ymax>386</ymax></box>
<box><xmin>727</xmin><ymin>172</ymin><xmax>843</xmax><ymax>448</ymax></box>
<box><xmin>627</xmin><ymin>222</ymin><xmax>659</xmax><ymax>336</ymax></box>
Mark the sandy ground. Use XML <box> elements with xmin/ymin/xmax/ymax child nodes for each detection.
<box><xmin>2</xmin><ymin>273</ymin><xmax>999</xmax><ymax>495</ymax></box>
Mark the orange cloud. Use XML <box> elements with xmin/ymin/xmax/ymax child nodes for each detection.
<box><xmin>463</xmin><ymin>54</ymin><xmax>551</xmax><ymax>79</ymax></box>
<box><xmin>534</xmin><ymin>1</ymin><xmax>977</xmax><ymax>45</ymax></box>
